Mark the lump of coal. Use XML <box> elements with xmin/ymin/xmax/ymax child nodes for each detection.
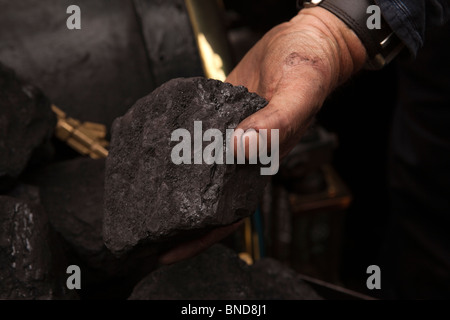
<box><xmin>128</xmin><ymin>244</ymin><xmax>322</xmax><ymax>300</ymax></box>
<box><xmin>130</xmin><ymin>245</ymin><xmax>252</xmax><ymax>300</ymax></box>
<box><xmin>104</xmin><ymin>77</ymin><xmax>269</xmax><ymax>255</ymax></box>
<box><xmin>6</xmin><ymin>184</ymin><xmax>41</xmax><ymax>206</ymax></box>
<box><xmin>29</xmin><ymin>157</ymin><xmax>158</xmax><ymax>299</ymax></box>
<box><xmin>0</xmin><ymin>196</ymin><xmax>74</xmax><ymax>299</ymax></box>
<box><xmin>31</xmin><ymin>158</ymin><xmax>109</xmax><ymax>271</ymax></box>
<box><xmin>0</xmin><ymin>63</ymin><xmax>55</xmax><ymax>192</ymax></box>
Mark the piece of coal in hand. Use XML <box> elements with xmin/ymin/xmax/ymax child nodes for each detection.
<box><xmin>104</xmin><ymin>77</ymin><xmax>269</xmax><ymax>256</ymax></box>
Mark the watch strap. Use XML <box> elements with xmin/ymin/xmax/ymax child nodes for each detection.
<box><xmin>298</xmin><ymin>0</ymin><xmax>405</xmax><ymax>69</ymax></box>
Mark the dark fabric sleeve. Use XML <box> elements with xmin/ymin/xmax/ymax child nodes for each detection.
<box><xmin>375</xmin><ymin>0</ymin><xmax>450</xmax><ymax>57</ymax></box>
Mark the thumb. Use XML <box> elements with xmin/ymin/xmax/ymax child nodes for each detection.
<box><xmin>234</xmin><ymin>86</ymin><xmax>321</xmax><ymax>161</ymax></box>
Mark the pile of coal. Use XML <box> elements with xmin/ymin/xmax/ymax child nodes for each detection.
<box><xmin>104</xmin><ymin>77</ymin><xmax>269</xmax><ymax>256</ymax></box>
<box><xmin>0</xmin><ymin>63</ymin><xmax>55</xmax><ymax>192</ymax></box>
<box><xmin>0</xmin><ymin>0</ymin><xmax>204</xmax><ymax>133</ymax></box>
<box><xmin>129</xmin><ymin>244</ymin><xmax>322</xmax><ymax>300</ymax></box>
<box><xmin>0</xmin><ymin>69</ymin><xmax>323</xmax><ymax>300</ymax></box>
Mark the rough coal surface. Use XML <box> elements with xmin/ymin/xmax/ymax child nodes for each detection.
<box><xmin>104</xmin><ymin>77</ymin><xmax>269</xmax><ymax>255</ymax></box>
<box><xmin>0</xmin><ymin>196</ymin><xmax>74</xmax><ymax>299</ymax></box>
<box><xmin>128</xmin><ymin>244</ymin><xmax>322</xmax><ymax>300</ymax></box>
<box><xmin>0</xmin><ymin>63</ymin><xmax>55</xmax><ymax>192</ymax></box>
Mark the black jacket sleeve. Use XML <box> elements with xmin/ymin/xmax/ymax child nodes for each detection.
<box><xmin>376</xmin><ymin>0</ymin><xmax>450</xmax><ymax>56</ymax></box>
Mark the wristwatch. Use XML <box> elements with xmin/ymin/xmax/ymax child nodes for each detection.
<box><xmin>297</xmin><ymin>0</ymin><xmax>405</xmax><ymax>69</ymax></box>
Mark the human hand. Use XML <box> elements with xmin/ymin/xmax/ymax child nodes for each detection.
<box><xmin>227</xmin><ymin>6</ymin><xmax>366</xmax><ymax>159</ymax></box>
<box><xmin>158</xmin><ymin>7</ymin><xmax>367</xmax><ymax>266</ymax></box>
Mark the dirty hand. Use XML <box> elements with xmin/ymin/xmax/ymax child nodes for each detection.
<box><xmin>227</xmin><ymin>6</ymin><xmax>366</xmax><ymax>159</ymax></box>
<box><xmin>158</xmin><ymin>7</ymin><xmax>366</xmax><ymax>265</ymax></box>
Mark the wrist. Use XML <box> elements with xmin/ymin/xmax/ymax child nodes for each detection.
<box><xmin>290</xmin><ymin>7</ymin><xmax>367</xmax><ymax>89</ymax></box>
